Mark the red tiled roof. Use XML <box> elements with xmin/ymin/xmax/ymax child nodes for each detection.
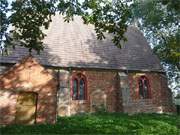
<box><xmin>0</xmin><ymin>15</ymin><xmax>163</xmax><ymax>72</ymax></box>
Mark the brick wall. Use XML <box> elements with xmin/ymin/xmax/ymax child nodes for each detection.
<box><xmin>81</xmin><ymin>70</ymin><xmax>121</xmax><ymax>113</ymax></box>
<box><xmin>0</xmin><ymin>58</ymin><xmax>175</xmax><ymax>123</ymax></box>
<box><xmin>123</xmin><ymin>72</ymin><xmax>175</xmax><ymax>113</ymax></box>
<box><xmin>57</xmin><ymin>70</ymin><xmax>175</xmax><ymax>116</ymax></box>
<box><xmin>57</xmin><ymin>69</ymin><xmax>123</xmax><ymax>116</ymax></box>
<box><xmin>159</xmin><ymin>74</ymin><xmax>176</xmax><ymax>112</ymax></box>
<box><xmin>0</xmin><ymin>90</ymin><xmax>18</xmax><ymax>124</ymax></box>
<box><xmin>0</xmin><ymin>57</ymin><xmax>57</xmax><ymax>124</ymax></box>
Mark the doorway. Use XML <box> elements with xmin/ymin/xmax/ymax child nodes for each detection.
<box><xmin>15</xmin><ymin>92</ymin><xmax>37</xmax><ymax>124</ymax></box>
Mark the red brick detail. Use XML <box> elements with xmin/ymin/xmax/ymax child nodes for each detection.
<box><xmin>58</xmin><ymin>70</ymin><xmax>175</xmax><ymax>115</ymax></box>
<box><xmin>126</xmin><ymin>73</ymin><xmax>175</xmax><ymax>113</ymax></box>
<box><xmin>137</xmin><ymin>76</ymin><xmax>151</xmax><ymax>99</ymax></box>
<box><xmin>0</xmin><ymin>56</ymin><xmax>57</xmax><ymax>124</ymax></box>
<box><xmin>68</xmin><ymin>70</ymin><xmax>122</xmax><ymax>115</ymax></box>
<box><xmin>71</xmin><ymin>73</ymin><xmax>87</xmax><ymax>100</ymax></box>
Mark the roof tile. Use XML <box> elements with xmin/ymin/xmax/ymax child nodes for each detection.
<box><xmin>0</xmin><ymin>15</ymin><xmax>163</xmax><ymax>72</ymax></box>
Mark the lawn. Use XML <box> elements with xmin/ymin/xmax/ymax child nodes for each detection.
<box><xmin>0</xmin><ymin>113</ymin><xmax>179</xmax><ymax>135</ymax></box>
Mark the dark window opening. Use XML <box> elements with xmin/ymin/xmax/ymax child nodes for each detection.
<box><xmin>71</xmin><ymin>73</ymin><xmax>87</xmax><ymax>100</ymax></box>
<box><xmin>138</xmin><ymin>76</ymin><xmax>151</xmax><ymax>99</ymax></box>
<box><xmin>72</xmin><ymin>79</ymin><xmax>78</xmax><ymax>100</ymax></box>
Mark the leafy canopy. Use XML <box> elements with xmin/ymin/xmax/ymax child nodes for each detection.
<box><xmin>0</xmin><ymin>0</ymin><xmax>131</xmax><ymax>53</ymax></box>
<box><xmin>0</xmin><ymin>0</ymin><xmax>9</xmax><ymax>52</ymax></box>
<box><xmin>130</xmin><ymin>0</ymin><xmax>180</xmax><ymax>69</ymax></box>
<box><xmin>130</xmin><ymin>0</ymin><xmax>180</xmax><ymax>92</ymax></box>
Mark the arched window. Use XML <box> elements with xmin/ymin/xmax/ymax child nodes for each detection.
<box><xmin>71</xmin><ymin>73</ymin><xmax>87</xmax><ymax>100</ymax></box>
<box><xmin>138</xmin><ymin>76</ymin><xmax>151</xmax><ymax>99</ymax></box>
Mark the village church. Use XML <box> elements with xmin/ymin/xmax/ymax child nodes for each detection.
<box><xmin>0</xmin><ymin>15</ymin><xmax>175</xmax><ymax>124</ymax></box>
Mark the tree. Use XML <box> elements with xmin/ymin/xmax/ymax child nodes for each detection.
<box><xmin>0</xmin><ymin>0</ymin><xmax>8</xmax><ymax>42</ymax></box>
<box><xmin>1</xmin><ymin>0</ymin><xmax>131</xmax><ymax>53</ymax></box>
<box><xmin>130</xmin><ymin>0</ymin><xmax>180</xmax><ymax>94</ymax></box>
<box><xmin>0</xmin><ymin>0</ymin><xmax>10</xmax><ymax>54</ymax></box>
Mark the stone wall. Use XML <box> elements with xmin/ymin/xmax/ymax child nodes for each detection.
<box><xmin>57</xmin><ymin>69</ymin><xmax>71</xmax><ymax>116</ymax></box>
<box><xmin>0</xmin><ymin>57</ymin><xmax>57</xmax><ymax>124</ymax></box>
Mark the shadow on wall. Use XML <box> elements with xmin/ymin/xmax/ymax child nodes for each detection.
<box><xmin>0</xmin><ymin>55</ymin><xmax>58</xmax><ymax>124</ymax></box>
<box><xmin>1</xmin><ymin>25</ymin><xmax>161</xmax><ymax>71</ymax></box>
<box><xmin>0</xmin><ymin>22</ymin><xmax>163</xmax><ymax>120</ymax></box>
<box><xmin>65</xmin><ymin>30</ymin><xmax>160</xmax><ymax>71</ymax></box>
<box><xmin>0</xmin><ymin>90</ymin><xmax>17</xmax><ymax>124</ymax></box>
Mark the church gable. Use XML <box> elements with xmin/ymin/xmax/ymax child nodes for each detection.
<box><xmin>0</xmin><ymin>57</ymin><xmax>57</xmax><ymax>124</ymax></box>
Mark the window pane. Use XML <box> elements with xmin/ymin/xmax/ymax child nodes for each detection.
<box><xmin>143</xmin><ymin>79</ymin><xmax>148</xmax><ymax>98</ymax></box>
<box><xmin>79</xmin><ymin>79</ymin><xmax>85</xmax><ymax>100</ymax></box>
<box><xmin>139</xmin><ymin>80</ymin><xmax>144</xmax><ymax>99</ymax></box>
<box><xmin>139</xmin><ymin>77</ymin><xmax>149</xmax><ymax>99</ymax></box>
<box><xmin>73</xmin><ymin>79</ymin><xmax>78</xmax><ymax>100</ymax></box>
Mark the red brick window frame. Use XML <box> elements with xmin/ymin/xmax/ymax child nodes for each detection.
<box><xmin>138</xmin><ymin>76</ymin><xmax>151</xmax><ymax>99</ymax></box>
<box><xmin>71</xmin><ymin>73</ymin><xmax>87</xmax><ymax>100</ymax></box>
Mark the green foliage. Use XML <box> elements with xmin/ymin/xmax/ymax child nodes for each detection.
<box><xmin>81</xmin><ymin>0</ymin><xmax>131</xmax><ymax>48</ymax></box>
<box><xmin>154</xmin><ymin>31</ymin><xmax>180</xmax><ymax>69</ymax></box>
<box><xmin>0</xmin><ymin>0</ymin><xmax>8</xmax><ymax>36</ymax></box>
<box><xmin>130</xmin><ymin>0</ymin><xmax>180</xmax><ymax>68</ymax></box>
<box><xmin>0</xmin><ymin>0</ymin><xmax>8</xmax><ymax>39</ymax></box>
<box><xmin>130</xmin><ymin>0</ymin><xmax>180</xmax><ymax>93</ymax></box>
<box><xmin>57</xmin><ymin>0</ymin><xmax>83</xmax><ymax>22</ymax></box>
<box><xmin>10</xmin><ymin>0</ymin><xmax>56</xmax><ymax>53</ymax></box>
<box><xmin>1</xmin><ymin>0</ymin><xmax>131</xmax><ymax>53</ymax></box>
<box><xmin>160</xmin><ymin>0</ymin><xmax>180</xmax><ymax>14</ymax></box>
<box><xmin>57</xmin><ymin>0</ymin><xmax>131</xmax><ymax>49</ymax></box>
<box><xmin>0</xmin><ymin>0</ymin><xmax>11</xmax><ymax>53</ymax></box>
<box><xmin>0</xmin><ymin>113</ymin><xmax>179</xmax><ymax>135</ymax></box>
<box><xmin>131</xmin><ymin>0</ymin><xmax>179</xmax><ymax>32</ymax></box>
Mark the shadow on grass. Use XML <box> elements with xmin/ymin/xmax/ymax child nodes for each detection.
<box><xmin>0</xmin><ymin>113</ymin><xmax>179</xmax><ymax>135</ymax></box>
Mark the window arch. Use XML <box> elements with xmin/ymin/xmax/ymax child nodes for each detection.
<box><xmin>71</xmin><ymin>73</ymin><xmax>87</xmax><ymax>100</ymax></box>
<box><xmin>138</xmin><ymin>76</ymin><xmax>151</xmax><ymax>99</ymax></box>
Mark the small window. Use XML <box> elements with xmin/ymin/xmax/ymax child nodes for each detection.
<box><xmin>79</xmin><ymin>79</ymin><xmax>85</xmax><ymax>100</ymax></box>
<box><xmin>72</xmin><ymin>79</ymin><xmax>78</xmax><ymax>100</ymax></box>
<box><xmin>138</xmin><ymin>76</ymin><xmax>151</xmax><ymax>99</ymax></box>
<box><xmin>71</xmin><ymin>73</ymin><xmax>87</xmax><ymax>100</ymax></box>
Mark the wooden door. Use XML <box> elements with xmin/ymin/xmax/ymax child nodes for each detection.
<box><xmin>15</xmin><ymin>92</ymin><xmax>37</xmax><ymax>124</ymax></box>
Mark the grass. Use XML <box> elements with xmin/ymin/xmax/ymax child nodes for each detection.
<box><xmin>0</xmin><ymin>113</ymin><xmax>179</xmax><ymax>135</ymax></box>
